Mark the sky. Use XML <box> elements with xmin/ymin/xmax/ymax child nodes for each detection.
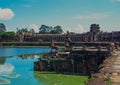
<box><xmin>0</xmin><ymin>0</ymin><xmax>120</xmax><ymax>33</ymax></box>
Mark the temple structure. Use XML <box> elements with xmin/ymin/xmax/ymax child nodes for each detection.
<box><xmin>16</xmin><ymin>24</ymin><xmax>120</xmax><ymax>42</ymax></box>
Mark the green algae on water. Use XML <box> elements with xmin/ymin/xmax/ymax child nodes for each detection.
<box><xmin>34</xmin><ymin>71</ymin><xmax>88</xmax><ymax>85</ymax></box>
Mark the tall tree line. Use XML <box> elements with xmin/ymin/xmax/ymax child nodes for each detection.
<box><xmin>39</xmin><ymin>25</ymin><xmax>63</xmax><ymax>34</ymax></box>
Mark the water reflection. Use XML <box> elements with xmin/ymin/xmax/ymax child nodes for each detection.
<box><xmin>0</xmin><ymin>53</ymin><xmax>43</xmax><ymax>85</ymax></box>
<box><xmin>0</xmin><ymin>62</ymin><xmax>21</xmax><ymax>84</ymax></box>
<box><xmin>0</xmin><ymin>54</ymin><xmax>39</xmax><ymax>85</ymax></box>
<box><xmin>0</xmin><ymin>47</ymin><xmax>49</xmax><ymax>85</ymax></box>
<box><xmin>0</xmin><ymin>57</ymin><xmax>6</xmax><ymax>65</ymax></box>
<box><xmin>3</xmin><ymin>72</ymin><xmax>20</xmax><ymax>78</ymax></box>
<box><xmin>0</xmin><ymin>63</ymin><xmax>14</xmax><ymax>74</ymax></box>
<box><xmin>0</xmin><ymin>78</ymin><xmax>11</xmax><ymax>84</ymax></box>
<box><xmin>19</xmin><ymin>53</ymin><xmax>42</xmax><ymax>59</ymax></box>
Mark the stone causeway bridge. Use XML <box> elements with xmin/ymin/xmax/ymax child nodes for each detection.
<box><xmin>34</xmin><ymin>30</ymin><xmax>120</xmax><ymax>85</ymax></box>
<box><xmin>34</xmin><ymin>40</ymin><xmax>120</xmax><ymax>85</ymax></box>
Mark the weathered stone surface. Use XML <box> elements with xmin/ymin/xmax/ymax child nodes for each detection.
<box><xmin>111</xmin><ymin>73</ymin><xmax>118</xmax><ymax>76</ymax></box>
<box><xmin>112</xmin><ymin>83</ymin><xmax>120</xmax><ymax>85</ymax></box>
<box><xmin>86</xmin><ymin>78</ymin><xmax>107</xmax><ymax>85</ymax></box>
<box><xmin>110</xmin><ymin>76</ymin><xmax>120</xmax><ymax>83</ymax></box>
<box><xmin>91</xmin><ymin>51</ymin><xmax>120</xmax><ymax>85</ymax></box>
<box><xmin>109</xmin><ymin>51</ymin><xmax>120</xmax><ymax>85</ymax></box>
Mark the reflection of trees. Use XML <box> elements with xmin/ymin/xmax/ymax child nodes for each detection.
<box><xmin>19</xmin><ymin>53</ymin><xmax>42</xmax><ymax>59</ymax></box>
<box><xmin>19</xmin><ymin>54</ymin><xmax>34</xmax><ymax>59</ymax></box>
<box><xmin>19</xmin><ymin>52</ymin><xmax>49</xmax><ymax>59</ymax></box>
<box><xmin>0</xmin><ymin>57</ymin><xmax>6</xmax><ymax>65</ymax></box>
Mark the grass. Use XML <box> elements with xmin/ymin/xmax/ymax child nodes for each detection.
<box><xmin>34</xmin><ymin>71</ymin><xmax>88</xmax><ymax>85</ymax></box>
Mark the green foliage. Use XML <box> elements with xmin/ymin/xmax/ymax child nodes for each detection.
<box><xmin>39</xmin><ymin>25</ymin><xmax>63</xmax><ymax>34</ymax></box>
<box><xmin>70</xmin><ymin>32</ymin><xmax>76</xmax><ymax>34</ymax></box>
<box><xmin>30</xmin><ymin>29</ymin><xmax>35</xmax><ymax>33</ymax></box>
<box><xmin>0</xmin><ymin>23</ymin><xmax>6</xmax><ymax>33</ymax></box>
<box><xmin>39</xmin><ymin>25</ymin><xmax>50</xmax><ymax>34</ymax></box>
<box><xmin>17</xmin><ymin>28</ymin><xmax>29</xmax><ymax>33</ymax></box>
<box><xmin>16</xmin><ymin>27</ymin><xmax>36</xmax><ymax>33</ymax></box>
<box><xmin>51</xmin><ymin>25</ymin><xmax>63</xmax><ymax>34</ymax></box>
<box><xmin>0</xmin><ymin>31</ymin><xmax>15</xmax><ymax>40</ymax></box>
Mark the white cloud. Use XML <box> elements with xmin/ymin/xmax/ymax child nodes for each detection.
<box><xmin>0</xmin><ymin>8</ymin><xmax>15</xmax><ymax>20</ymax></box>
<box><xmin>70</xmin><ymin>24</ymin><xmax>86</xmax><ymax>33</ymax></box>
<box><xmin>0</xmin><ymin>63</ymin><xmax>14</xmax><ymax>75</ymax></box>
<box><xmin>77</xmin><ymin>24</ymin><xmax>86</xmax><ymax>33</ymax></box>
<box><xmin>29</xmin><ymin>24</ymin><xmax>39</xmax><ymax>33</ymax></box>
<box><xmin>74</xmin><ymin>13</ymin><xmax>110</xmax><ymax>20</ymax></box>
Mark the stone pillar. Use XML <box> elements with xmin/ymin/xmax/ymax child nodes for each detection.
<box><xmin>97</xmin><ymin>45</ymin><xmax>101</xmax><ymax>51</ymax></box>
<box><xmin>18</xmin><ymin>32</ymin><xmax>24</xmax><ymax>42</ymax></box>
<box><xmin>71</xmin><ymin>58</ymin><xmax>74</xmax><ymax>74</ymax></box>
<box><xmin>82</xmin><ymin>45</ymin><xmax>87</xmax><ymax>51</ymax></box>
<box><xmin>84</xmin><ymin>34</ymin><xmax>88</xmax><ymax>42</ymax></box>
<box><xmin>107</xmin><ymin>45</ymin><xmax>112</xmax><ymax>56</ymax></box>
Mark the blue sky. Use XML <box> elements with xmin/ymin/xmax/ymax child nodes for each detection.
<box><xmin>0</xmin><ymin>0</ymin><xmax>120</xmax><ymax>33</ymax></box>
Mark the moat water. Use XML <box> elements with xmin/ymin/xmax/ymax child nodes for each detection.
<box><xmin>0</xmin><ymin>47</ymin><xmax>88</xmax><ymax>85</ymax></box>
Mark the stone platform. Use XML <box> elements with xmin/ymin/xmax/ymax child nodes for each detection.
<box><xmin>110</xmin><ymin>51</ymin><xmax>120</xmax><ymax>85</ymax></box>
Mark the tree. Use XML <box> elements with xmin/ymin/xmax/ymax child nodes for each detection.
<box><xmin>0</xmin><ymin>23</ymin><xmax>6</xmax><ymax>33</ymax></box>
<box><xmin>16</xmin><ymin>28</ymin><xmax>30</xmax><ymax>33</ymax></box>
<box><xmin>39</xmin><ymin>24</ymin><xmax>63</xmax><ymax>34</ymax></box>
<box><xmin>0</xmin><ymin>31</ymin><xmax>15</xmax><ymax>41</ymax></box>
<box><xmin>50</xmin><ymin>25</ymin><xmax>63</xmax><ymax>34</ymax></box>
<box><xmin>30</xmin><ymin>29</ymin><xmax>35</xmax><ymax>33</ymax></box>
<box><xmin>54</xmin><ymin>25</ymin><xmax>63</xmax><ymax>34</ymax></box>
<box><xmin>69</xmin><ymin>32</ymin><xmax>76</xmax><ymax>34</ymax></box>
<box><xmin>39</xmin><ymin>25</ymin><xmax>50</xmax><ymax>34</ymax></box>
<box><xmin>21</xmin><ymin>28</ymin><xmax>29</xmax><ymax>32</ymax></box>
